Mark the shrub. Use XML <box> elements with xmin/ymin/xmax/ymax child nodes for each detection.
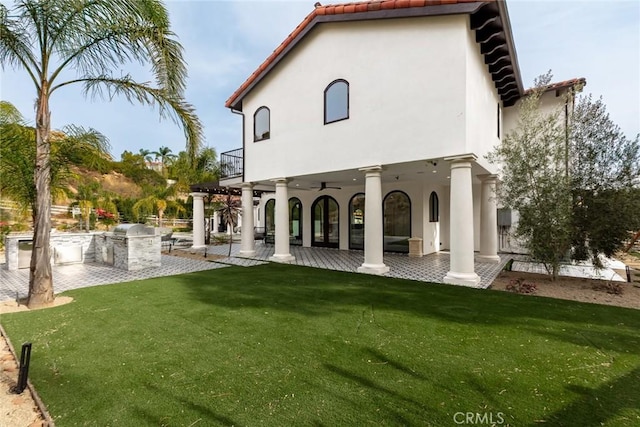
<box><xmin>506</xmin><ymin>277</ymin><xmax>537</xmax><ymax>294</ymax></box>
<box><xmin>592</xmin><ymin>281</ymin><xmax>624</xmax><ymax>295</ymax></box>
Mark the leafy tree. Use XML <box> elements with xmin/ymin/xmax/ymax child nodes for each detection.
<box><xmin>569</xmin><ymin>95</ymin><xmax>640</xmax><ymax>265</ymax></box>
<box><xmin>133</xmin><ymin>185</ymin><xmax>185</xmax><ymax>228</ymax></box>
<box><xmin>488</xmin><ymin>73</ymin><xmax>573</xmax><ymax>279</ymax></box>
<box><xmin>168</xmin><ymin>147</ymin><xmax>219</xmax><ymax>192</ymax></box>
<box><xmin>114</xmin><ymin>150</ymin><xmax>165</xmax><ymax>187</ymax></box>
<box><xmin>1</xmin><ymin>0</ymin><xmax>203</xmax><ymax>307</ymax></box>
<box><xmin>490</xmin><ymin>72</ymin><xmax>640</xmax><ymax>278</ymax></box>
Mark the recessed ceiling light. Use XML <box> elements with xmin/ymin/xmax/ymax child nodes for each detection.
<box><xmin>295</xmin><ymin>184</ymin><xmax>300</xmax><ymax>187</ymax></box>
<box><xmin>352</xmin><ymin>178</ymin><xmax>357</xmax><ymax>181</ymax></box>
<box><xmin>432</xmin><ymin>170</ymin><xmax>437</xmax><ymax>173</ymax></box>
<box><xmin>446</xmin><ymin>176</ymin><xmax>450</xmax><ymax>179</ymax></box>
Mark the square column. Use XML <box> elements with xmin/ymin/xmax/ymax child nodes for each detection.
<box><xmin>269</xmin><ymin>178</ymin><xmax>295</xmax><ymax>263</ymax></box>
<box><xmin>477</xmin><ymin>174</ymin><xmax>500</xmax><ymax>263</ymax></box>
<box><xmin>443</xmin><ymin>157</ymin><xmax>480</xmax><ymax>286</ymax></box>
<box><xmin>190</xmin><ymin>192</ymin><xmax>208</xmax><ymax>250</ymax></box>
<box><xmin>238</xmin><ymin>183</ymin><xmax>256</xmax><ymax>257</ymax></box>
<box><xmin>357</xmin><ymin>166</ymin><xmax>390</xmax><ymax>275</ymax></box>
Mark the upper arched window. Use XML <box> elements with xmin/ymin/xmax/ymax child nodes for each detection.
<box><xmin>324</xmin><ymin>79</ymin><xmax>349</xmax><ymax>124</ymax></box>
<box><xmin>429</xmin><ymin>191</ymin><xmax>439</xmax><ymax>222</ymax></box>
<box><xmin>254</xmin><ymin>106</ymin><xmax>270</xmax><ymax>141</ymax></box>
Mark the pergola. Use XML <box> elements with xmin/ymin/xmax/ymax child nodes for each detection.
<box><xmin>189</xmin><ymin>181</ymin><xmax>264</xmax><ymax>198</ymax></box>
<box><xmin>189</xmin><ymin>181</ymin><xmax>265</xmax><ymax>249</ymax></box>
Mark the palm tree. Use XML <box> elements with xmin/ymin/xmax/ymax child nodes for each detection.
<box><xmin>133</xmin><ymin>186</ymin><xmax>185</xmax><ymax>228</ymax></box>
<box><xmin>153</xmin><ymin>145</ymin><xmax>177</xmax><ymax>177</ymax></box>
<box><xmin>1</xmin><ymin>101</ymin><xmax>110</xmax><ymax>224</ymax></box>
<box><xmin>138</xmin><ymin>148</ymin><xmax>154</xmax><ymax>163</ymax></box>
<box><xmin>218</xmin><ymin>193</ymin><xmax>241</xmax><ymax>257</ymax></box>
<box><xmin>0</xmin><ymin>1</ymin><xmax>203</xmax><ymax>308</ymax></box>
<box><xmin>72</xmin><ymin>182</ymin><xmax>106</xmax><ymax>232</ymax></box>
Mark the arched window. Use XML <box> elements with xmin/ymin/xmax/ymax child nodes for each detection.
<box><xmin>311</xmin><ymin>196</ymin><xmax>339</xmax><ymax>248</ymax></box>
<box><xmin>429</xmin><ymin>191</ymin><xmax>439</xmax><ymax>222</ymax></box>
<box><xmin>289</xmin><ymin>197</ymin><xmax>302</xmax><ymax>246</ymax></box>
<box><xmin>324</xmin><ymin>79</ymin><xmax>349</xmax><ymax>124</ymax></box>
<box><xmin>349</xmin><ymin>193</ymin><xmax>365</xmax><ymax>249</ymax></box>
<box><xmin>383</xmin><ymin>191</ymin><xmax>411</xmax><ymax>253</ymax></box>
<box><xmin>254</xmin><ymin>106</ymin><xmax>270</xmax><ymax>141</ymax></box>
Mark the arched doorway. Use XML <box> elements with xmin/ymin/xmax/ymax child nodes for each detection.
<box><xmin>312</xmin><ymin>196</ymin><xmax>339</xmax><ymax>248</ymax></box>
<box><xmin>349</xmin><ymin>193</ymin><xmax>365</xmax><ymax>249</ymax></box>
<box><xmin>289</xmin><ymin>197</ymin><xmax>302</xmax><ymax>246</ymax></box>
<box><xmin>383</xmin><ymin>191</ymin><xmax>411</xmax><ymax>253</ymax></box>
<box><xmin>264</xmin><ymin>199</ymin><xmax>275</xmax><ymax>243</ymax></box>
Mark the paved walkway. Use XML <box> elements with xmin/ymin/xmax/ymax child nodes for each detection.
<box><xmin>1</xmin><ymin>243</ymin><xmax>512</xmax><ymax>302</ymax></box>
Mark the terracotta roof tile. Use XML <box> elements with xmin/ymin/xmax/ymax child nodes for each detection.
<box><xmin>524</xmin><ymin>77</ymin><xmax>587</xmax><ymax>95</ymax></box>
<box><xmin>225</xmin><ymin>0</ymin><xmax>496</xmax><ymax>108</ymax></box>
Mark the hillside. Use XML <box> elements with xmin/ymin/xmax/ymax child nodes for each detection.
<box><xmin>56</xmin><ymin>166</ymin><xmax>144</xmax><ymax>204</ymax></box>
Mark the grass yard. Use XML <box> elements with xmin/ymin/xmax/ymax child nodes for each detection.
<box><xmin>2</xmin><ymin>263</ymin><xmax>640</xmax><ymax>426</ymax></box>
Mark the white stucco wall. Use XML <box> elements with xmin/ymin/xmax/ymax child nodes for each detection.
<box><xmin>464</xmin><ymin>24</ymin><xmax>501</xmax><ymax>171</ymax></box>
<box><xmin>502</xmin><ymin>89</ymin><xmax>569</xmax><ymax>137</ymax></box>
<box><xmin>242</xmin><ymin>16</ymin><xmax>473</xmax><ymax>183</ymax></box>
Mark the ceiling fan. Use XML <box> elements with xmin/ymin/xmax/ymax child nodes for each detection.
<box><xmin>311</xmin><ymin>181</ymin><xmax>342</xmax><ymax>191</ymax></box>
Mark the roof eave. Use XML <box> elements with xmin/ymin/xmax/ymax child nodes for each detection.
<box><xmin>496</xmin><ymin>0</ymin><xmax>524</xmax><ymax>106</ymax></box>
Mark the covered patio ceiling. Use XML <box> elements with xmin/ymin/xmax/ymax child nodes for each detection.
<box><xmin>246</xmin><ymin>158</ymin><xmax>494</xmax><ymax>193</ymax></box>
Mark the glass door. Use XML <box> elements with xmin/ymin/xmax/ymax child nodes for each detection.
<box><xmin>312</xmin><ymin>196</ymin><xmax>339</xmax><ymax>248</ymax></box>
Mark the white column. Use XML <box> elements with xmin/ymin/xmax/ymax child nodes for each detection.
<box><xmin>190</xmin><ymin>192</ymin><xmax>207</xmax><ymax>250</ymax></box>
<box><xmin>269</xmin><ymin>178</ymin><xmax>295</xmax><ymax>263</ymax></box>
<box><xmin>443</xmin><ymin>157</ymin><xmax>480</xmax><ymax>286</ymax></box>
<box><xmin>239</xmin><ymin>183</ymin><xmax>256</xmax><ymax>257</ymax></box>
<box><xmin>477</xmin><ymin>174</ymin><xmax>500</xmax><ymax>263</ymax></box>
<box><xmin>357</xmin><ymin>166</ymin><xmax>389</xmax><ymax>275</ymax></box>
<box><xmin>254</xmin><ymin>205</ymin><xmax>259</xmax><ymax>227</ymax></box>
<box><xmin>213</xmin><ymin>211</ymin><xmax>219</xmax><ymax>233</ymax></box>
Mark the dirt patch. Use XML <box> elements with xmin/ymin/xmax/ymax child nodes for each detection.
<box><xmin>0</xmin><ymin>336</ymin><xmax>45</xmax><ymax>427</ymax></box>
<box><xmin>490</xmin><ymin>271</ymin><xmax>640</xmax><ymax>310</ymax></box>
<box><xmin>0</xmin><ymin>296</ymin><xmax>74</xmax><ymax>315</ymax></box>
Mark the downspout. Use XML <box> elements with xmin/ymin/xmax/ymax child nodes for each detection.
<box><xmin>231</xmin><ymin>107</ymin><xmax>245</xmax><ymax>182</ymax></box>
<box><xmin>565</xmin><ymin>100</ymin><xmax>569</xmax><ymax>178</ymax></box>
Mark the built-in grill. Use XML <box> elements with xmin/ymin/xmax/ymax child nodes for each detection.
<box><xmin>105</xmin><ymin>224</ymin><xmax>160</xmax><ymax>271</ymax></box>
<box><xmin>112</xmin><ymin>224</ymin><xmax>155</xmax><ymax>238</ymax></box>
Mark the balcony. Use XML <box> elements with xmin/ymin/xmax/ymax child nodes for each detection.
<box><xmin>219</xmin><ymin>148</ymin><xmax>243</xmax><ymax>179</ymax></box>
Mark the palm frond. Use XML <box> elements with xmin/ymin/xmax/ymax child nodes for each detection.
<box><xmin>75</xmin><ymin>75</ymin><xmax>203</xmax><ymax>161</ymax></box>
<box><xmin>0</xmin><ymin>3</ymin><xmax>40</xmax><ymax>85</ymax></box>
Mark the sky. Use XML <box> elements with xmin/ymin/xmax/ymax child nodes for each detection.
<box><xmin>0</xmin><ymin>0</ymin><xmax>638</xmax><ymax>160</ymax></box>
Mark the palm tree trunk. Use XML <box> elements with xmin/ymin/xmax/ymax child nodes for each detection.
<box><xmin>28</xmin><ymin>90</ymin><xmax>54</xmax><ymax>308</ymax></box>
<box><xmin>158</xmin><ymin>209</ymin><xmax>164</xmax><ymax>228</ymax></box>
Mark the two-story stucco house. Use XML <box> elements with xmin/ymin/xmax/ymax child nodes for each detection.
<box><xmin>206</xmin><ymin>0</ymin><xmax>583</xmax><ymax>287</ymax></box>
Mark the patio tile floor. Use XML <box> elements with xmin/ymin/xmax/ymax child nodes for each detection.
<box><xmin>1</xmin><ymin>242</ymin><xmax>513</xmax><ymax>302</ymax></box>
<box><xmin>0</xmin><ymin>255</ymin><xmax>227</xmax><ymax>302</ymax></box>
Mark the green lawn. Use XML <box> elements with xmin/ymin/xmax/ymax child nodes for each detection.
<box><xmin>2</xmin><ymin>263</ymin><xmax>639</xmax><ymax>426</ymax></box>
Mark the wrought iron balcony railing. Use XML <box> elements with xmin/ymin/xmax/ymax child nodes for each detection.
<box><xmin>219</xmin><ymin>148</ymin><xmax>243</xmax><ymax>179</ymax></box>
